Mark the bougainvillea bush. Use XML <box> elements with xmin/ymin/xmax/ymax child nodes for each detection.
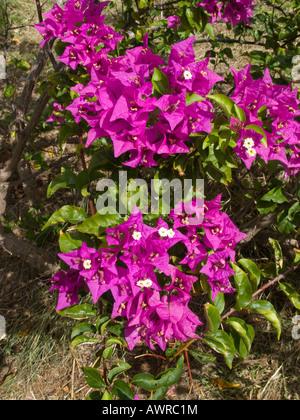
<box><xmin>33</xmin><ymin>0</ymin><xmax>300</xmax><ymax>400</ymax></box>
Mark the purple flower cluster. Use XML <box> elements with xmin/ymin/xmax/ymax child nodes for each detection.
<box><xmin>197</xmin><ymin>0</ymin><xmax>256</xmax><ymax>27</ymax></box>
<box><xmin>229</xmin><ymin>64</ymin><xmax>300</xmax><ymax>176</ymax></box>
<box><xmin>48</xmin><ymin>196</ymin><xmax>246</xmax><ymax>351</ymax></box>
<box><xmin>36</xmin><ymin>0</ymin><xmax>223</xmax><ymax>167</ymax></box>
<box><xmin>169</xmin><ymin>194</ymin><xmax>246</xmax><ymax>298</ymax></box>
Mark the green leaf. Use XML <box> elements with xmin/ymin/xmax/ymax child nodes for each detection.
<box><xmin>238</xmin><ymin>259</ymin><xmax>261</xmax><ymax>292</ymax></box>
<box><xmin>260</xmin><ymin>186</ymin><xmax>288</xmax><ymax>204</ymax></box>
<box><xmin>278</xmin><ymin>282</ymin><xmax>300</xmax><ymax>310</ymax></box>
<box><xmin>108</xmin><ymin>361</ymin><xmax>132</xmax><ymax>383</ymax></box>
<box><xmin>103</xmin><ymin>346</ymin><xmax>113</xmax><ymax>359</ymax></box>
<box><xmin>105</xmin><ymin>336</ymin><xmax>127</xmax><ymax>347</ymax></box>
<box><xmin>58</xmin><ymin>124</ymin><xmax>78</xmax><ymax>151</ymax></box>
<box><xmin>102</xmin><ymin>390</ymin><xmax>114</xmax><ymax>400</ymax></box>
<box><xmin>277</xmin><ymin>210</ymin><xmax>296</xmax><ymax>234</ymax></box>
<box><xmin>204</xmin><ymin>303</ymin><xmax>221</xmax><ymax>334</ymax></box>
<box><xmin>232</xmin><ymin>264</ymin><xmax>253</xmax><ymax>310</ymax></box>
<box><xmin>131</xmin><ymin>373</ymin><xmax>158</xmax><ymax>391</ymax></box>
<box><xmin>248</xmin><ymin>300</ymin><xmax>281</xmax><ymax>340</ymax></box>
<box><xmin>205</xmin><ymin>22</ymin><xmax>214</xmax><ymax>40</ymax></box>
<box><xmin>58</xmin><ymin>303</ymin><xmax>97</xmax><ymax>319</ymax></box>
<box><xmin>151</xmin><ymin>386</ymin><xmax>169</xmax><ymax>401</ymax></box>
<box><xmin>111</xmin><ymin>379</ymin><xmax>135</xmax><ymax>400</ymax></box>
<box><xmin>76</xmin><ymin>212</ymin><xmax>123</xmax><ymax>236</ymax></box>
<box><xmin>96</xmin><ymin>313</ymin><xmax>111</xmax><ymax>335</ymax></box>
<box><xmin>139</xmin><ymin>0</ymin><xmax>148</xmax><ymax>8</ymax></box>
<box><xmin>47</xmin><ymin>168</ymin><xmax>77</xmax><ymax>198</ymax></box>
<box><xmin>71</xmin><ymin>334</ymin><xmax>99</xmax><ymax>351</ymax></box>
<box><xmin>132</xmin><ymin>356</ymin><xmax>184</xmax><ymax>390</ymax></box>
<box><xmin>226</xmin><ymin>317</ymin><xmax>255</xmax><ymax>356</ymax></box>
<box><xmin>186</xmin><ymin>92</ymin><xmax>205</xmax><ymax>106</ymax></box>
<box><xmin>211</xmin><ymin>292</ymin><xmax>225</xmax><ymax>314</ymax></box>
<box><xmin>294</xmin><ymin>248</ymin><xmax>300</xmax><ymax>265</ymax></box>
<box><xmin>155</xmin><ymin>355</ymin><xmax>184</xmax><ymax>387</ymax></box>
<box><xmin>257</xmin><ymin>199</ymin><xmax>277</xmax><ymax>215</ymax></box>
<box><xmin>42</xmin><ymin>205</ymin><xmax>86</xmax><ymax>231</ymax></box>
<box><xmin>269</xmin><ymin>238</ymin><xmax>284</xmax><ymax>274</ymax></box>
<box><xmin>151</xmin><ymin>68</ymin><xmax>170</xmax><ymax>95</ymax></box>
<box><xmin>82</xmin><ymin>367</ymin><xmax>106</xmax><ymax>389</ymax></box>
<box><xmin>188</xmin><ymin>349</ymin><xmax>216</xmax><ymax>364</ymax></box>
<box><xmin>244</xmin><ymin>125</ymin><xmax>268</xmax><ymax>147</ymax></box>
<box><xmin>202</xmin><ymin>330</ymin><xmax>236</xmax><ymax>369</ymax></box>
<box><xmin>88</xmin><ymin>150</ymin><xmax>117</xmax><ymax>173</ymax></box>
<box><xmin>71</xmin><ymin>322</ymin><xmax>96</xmax><ymax>340</ymax></box>
<box><xmin>15</xmin><ymin>59</ymin><xmax>31</xmax><ymax>71</ymax></box>
<box><xmin>86</xmin><ymin>390</ymin><xmax>102</xmax><ymax>400</ymax></box>
<box><xmin>207</xmin><ymin>94</ymin><xmax>245</xmax><ymax>122</ymax></box>
<box><xmin>4</xmin><ymin>85</ymin><xmax>15</xmax><ymax>99</ymax></box>
<box><xmin>75</xmin><ymin>169</ymin><xmax>103</xmax><ymax>197</ymax></box>
<box><xmin>59</xmin><ymin>231</ymin><xmax>94</xmax><ymax>253</ymax></box>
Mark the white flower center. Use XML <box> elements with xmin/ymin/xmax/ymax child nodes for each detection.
<box><xmin>136</xmin><ymin>280</ymin><xmax>145</xmax><ymax>287</ymax></box>
<box><xmin>132</xmin><ymin>231</ymin><xmax>142</xmax><ymax>240</ymax></box>
<box><xmin>183</xmin><ymin>70</ymin><xmax>193</xmax><ymax>80</ymax></box>
<box><xmin>136</xmin><ymin>279</ymin><xmax>153</xmax><ymax>288</ymax></box>
<box><xmin>243</xmin><ymin>137</ymin><xmax>255</xmax><ymax>149</ymax></box>
<box><xmin>83</xmin><ymin>259</ymin><xmax>92</xmax><ymax>270</ymax></box>
<box><xmin>246</xmin><ymin>148</ymin><xmax>257</xmax><ymax>157</ymax></box>
<box><xmin>143</xmin><ymin>279</ymin><xmax>153</xmax><ymax>288</ymax></box>
<box><xmin>167</xmin><ymin>228</ymin><xmax>175</xmax><ymax>238</ymax></box>
<box><xmin>158</xmin><ymin>227</ymin><xmax>168</xmax><ymax>237</ymax></box>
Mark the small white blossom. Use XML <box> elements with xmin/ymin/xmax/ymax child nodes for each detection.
<box><xmin>243</xmin><ymin>137</ymin><xmax>255</xmax><ymax>149</ymax></box>
<box><xmin>136</xmin><ymin>280</ymin><xmax>145</xmax><ymax>287</ymax></box>
<box><xmin>167</xmin><ymin>228</ymin><xmax>175</xmax><ymax>238</ymax></box>
<box><xmin>158</xmin><ymin>227</ymin><xmax>168</xmax><ymax>237</ymax></box>
<box><xmin>183</xmin><ymin>70</ymin><xmax>193</xmax><ymax>80</ymax></box>
<box><xmin>246</xmin><ymin>148</ymin><xmax>257</xmax><ymax>157</ymax></box>
<box><xmin>132</xmin><ymin>231</ymin><xmax>142</xmax><ymax>240</ymax></box>
<box><xmin>83</xmin><ymin>259</ymin><xmax>92</xmax><ymax>270</ymax></box>
<box><xmin>136</xmin><ymin>279</ymin><xmax>153</xmax><ymax>288</ymax></box>
<box><xmin>143</xmin><ymin>279</ymin><xmax>153</xmax><ymax>288</ymax></box>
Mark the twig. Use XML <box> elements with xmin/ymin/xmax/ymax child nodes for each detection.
<box><xmin>0</xmin><ymin>225</ymin><xmax>58</xmax><ymax>274</ymax></box>
<box><xmin>185</xmin><ymin>350</ymin><xmax>194</xmax><ymax>395</ymax></box>
<box><xmin>134</xmin><ymin>353</ymin><xmax>167</xmax><ymax>361</ymax></box>
<box><xmin>168</xmin><ymin>338</ymin><xmax>197</xmax><ymax>363</ymax></box>
<box><xmin>8</xmin><ymin>152</ymin><xmax>77</xmax><ymax>187</ymax></box>
<box><xmin>221</xmin><ymin>265</ymin><xmax>300</xmax><ymax>321</ymax></box>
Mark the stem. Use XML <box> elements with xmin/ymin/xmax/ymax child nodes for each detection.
<box><xmin>184</xmin><ymin>350</ymin><xmax>194</xmax><ymax>394</ymax></box>
<box><xmin>168</xmin><ymin>338</ymin><xmax>197</xmax><ymax>363</ymax></box>
<box><xmin>221</xmin><ymin>265</ymin><xmax>300</xmax><ymax>321</ymax></box>
<box><xmin>134</xmin><ymin>353</ymin><xmax>167</xmax><ymax>361</ymax></box>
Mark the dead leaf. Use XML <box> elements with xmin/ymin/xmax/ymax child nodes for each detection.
<box><xmin>211</xmin><ymin>379</ymin><xmax>240</xmax><ymax>390</ymax></box>
<box><xmin>0</xmin><ymin>373</ymin><xmax>15</xmax><ymax>387</ymax></box>
<box><xmin>17</xmin><ymin>329</ymin><xmax>31</xmax><ymax>338</ymax></box>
